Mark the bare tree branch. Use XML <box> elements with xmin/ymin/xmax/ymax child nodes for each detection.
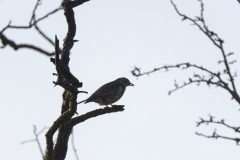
<box><xmin>131</xmin><ymin>0</ymin><xmax>240</xmax><ymax>103</ymax></box>
<box><xmin>8</xmin><ymin>0</ymin><xmax>62</xmax><ymax>29</ymax></box>
<box><xmin>0</xmin><ymin>0</ymin><xmax>62</xmax><ymax>56</ymax></box>
<box><xmin>196</xmin><ymin>115</ymin><xmax>240</xmax><ymax>133</ymax></box>
<box><xmin>171</xmin><ymin>0</ymin><xmax>240</xmax><ymax>102</ymax></box>
<box><xmin>21</xmin><ymin>125</ymin><xmax>47</xmax><ymax>159</ymax></box>
<box><xmin>0</xmin><ymin>33</ymin><xmax>55</xmax><ymax>56</ymax></box>
<box><xmin>132</xmin><ymin>0</ymin><xmax>240</xmax><ymax>145</ymax></box>
<box><xmin>196</xmin><ymin>130</ymin><xmax>240</xmax><ymax>145</ymax></box>
<box><xmin>34</xmin><ymin>17</ymin><xmax>55</xmax><ymax>46</ymax></box>
<box><xmin>69</xmin><ymin>105</ymin><xmax>125</xmax><ymax>128</ymax></box>
<box><xmin>44</xmin><ymin>1</ymin><xmax>94</xmax><ymax>160</ymax></box>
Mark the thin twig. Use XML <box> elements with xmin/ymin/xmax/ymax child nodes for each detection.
<box><xmin>71</xmin><ymin>129</ymin><xmax>79</xmax><ymax>160</ymax></box>
<box><xmin>21</xmin><ymin>125</ymin><xmax>46</xmax><ymax>159</ymax></box>
<box><xmin>9</xmin><ymin>6</ymin><xmax>62</xmax><ymax>29</ymax></box>
<box><xmin>196</xmin><ymin>115</ymin><xmax>240</xmax><ymax>133</ymax></box>
<box><xmin>196</xmin><ymin>129</ymin><xmax>240</xmax><ymax>145</ymax></box>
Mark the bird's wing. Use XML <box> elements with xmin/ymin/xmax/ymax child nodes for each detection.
<box><xmin>85</xmin><ymin>81</ymin><xmax>119</xmax><ymax>102</ymax></box>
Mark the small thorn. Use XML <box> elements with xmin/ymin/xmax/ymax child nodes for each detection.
<box><xmin>77</xmin><ymin>91</ymin><xmax>88</xmax><ymax>94</ymax></box>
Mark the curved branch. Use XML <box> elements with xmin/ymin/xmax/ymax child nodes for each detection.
<box><xmin>45</xmin><ymin>95</ymin><xmax>77</xmax><ymax>160</ymax></box>
<box><xmin>132</xmin><ymin>0</ymin><xmax>240</xmax><ymax>104</ymax></box>
<box><xmin>8</xmin><ymin>6</ymin><xmax>62</xmax><ymax>29</ymax></box>
<box><xmin>170</xmin><ymin>0</ymin><xmax>238</xmax><ymax>98</ymax></box>
<box><xmin>0</xmin><ymin>0</ymin><xmax>62</xmax><ymax>57</ymax></box>
<box><xmin>0</xmin><ymin>33</ymin><xmax>54</xmax><ymax>56</ymax></box>
<box><xmin>169</xmin><ymin>78</ymin><xmax>224</xmax><ymax>95</ymax></box>
<box><xmin>34</xmin><ymin>22</ymin><xmax>55</xmax><ymax>46</ymax></box>
<box><xmin>196</xmin><ymin>115</ymin><xmax>240</xmax><ymax>145</ymax></box>
<box><xmin>69</xmin><ymin>105</ymin><xmax>125</xmax><ymax>128</ymax></box>
<box><xmin>197</xmin><ymin>115</ymin><xmax>240</xmax><ymax>133</ymax></box>
<box><xmin>196</xmin><ymin>130</ymin><xmax>240</xmax><ymax>145</ymax></box>
<box><xmin>46</xmin><ymin>1</ymin><xmax>89</xmax><ymax>160</ymax></box>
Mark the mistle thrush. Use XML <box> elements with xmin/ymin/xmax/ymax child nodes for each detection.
<box><xmin>77</xmin><ymin>77</ymin><xmax>134</xmax><ymax>107</ymax></box>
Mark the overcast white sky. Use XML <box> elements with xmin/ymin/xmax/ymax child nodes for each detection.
<box><xmin>1</xmin><ymin>0</ymin><xmax>240</xmax><ymax>160</ymax></box>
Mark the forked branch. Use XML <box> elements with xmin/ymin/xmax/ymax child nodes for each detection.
<box><xmin>0</xmin><ymin>0</ymin><xmax>62</xmax><ymax>56</ymax></box>
<box><xmin>131</xmin><ymin>0</ymin><xmax>240</xmax><ymax>104</ymax></box>
<box><xmin>196</xmin><ymin>115</ymin><xmax>240</xmax><ymax>145</ymax></box>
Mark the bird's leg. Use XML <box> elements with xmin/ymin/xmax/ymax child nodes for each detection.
<box><xmin>104</xmin><ymin>105</ymin><xmax>110</xmax><ymax>109</ymax></box>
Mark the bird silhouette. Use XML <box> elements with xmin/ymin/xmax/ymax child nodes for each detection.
<box><xmin>77</xmin><ymin>77</ymin><xmax>134</xmax><ymax>107</ymax></box>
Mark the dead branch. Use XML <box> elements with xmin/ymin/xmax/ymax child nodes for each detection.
<box><xmin>21</xmin><ymin>125</ymin><xmax>47</xmax><ymax>159</ymax></box>
<box><xmin>132</xmin><ymin>0</ymin><xmax>240</xmax><ymax>145</ymax></box>
<box><xmin>69</xmin><ymin>105</ymin><xmax>125</xmax><ymax>128</ymax></box>
<box><xmin>131</xmin><ymin>0</ymin><xmax>240</xmax><ymax>104</ymax></box>
<box><xmin>0</xmin><ymin>0</ymin><xmax>62</xmax><ymax>56</ymax></box>
<box><xmin>196</xmin><ymin>130</ymin><xmax>240</xmax><ymax>145</ymax></box>
<box><xmin>0</xmin><ymin>33</ymin><xmax>55</xmax><ymax>56</ymax></box>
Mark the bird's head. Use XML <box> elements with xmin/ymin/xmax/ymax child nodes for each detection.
<box><xmin>116</xmin><ymin>77</ymin><xmax>134</xmax><ymax>87</ymax></box>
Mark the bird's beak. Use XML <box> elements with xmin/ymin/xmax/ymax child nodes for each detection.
<box><xmin>129</xmin><ymin>83</ymin><xmax>134</xmax><ymax>87</ymax></box>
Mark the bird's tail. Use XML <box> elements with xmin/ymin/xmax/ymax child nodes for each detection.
<box><xmin>77</xmin><ymin>100</ymin><xmax>87</xmax><ymax>104</ymax></box>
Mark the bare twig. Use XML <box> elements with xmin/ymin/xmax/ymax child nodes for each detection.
<box><xmin>34</xmin><ymin>19</ymin><xmax>55</xmax><ymax>46</ymax></box>
<box><xmin>196</xmin><ymin>129</ymin><xmax>240</xmax><ymax>145</ymax></box>
<box><xmin>29</xmin><ymin>0</ymin><xmax>42</xmax><ymax>25</ymax></box>
<box><xmin>71</xmin><ymin>129</ymin><xmax>79</xmax><ymax>160</ymax></box>
<box><xmin>196</xmin><ymin>115</ymin><xmax>240</xmax><ymax>133</ymax></box>
<box><xmin>21</xmin><ymin>125</ymin><xmax>46</xmax><ymax>159</ymax></box>
<box><xmin>8</xmin><ymin>4</ymin><xmax>62</xmax><ymax>29</ymax></box>
<box><xmin>0</xmin><ymin>0</ymin><xmax>62</xmax><ymax>56</ymax></box>
<box><xmin>195</xmin><ymin>115</ymin><xmax>240</xmax><ymax>145</ymax></box>
<box><xmin>0</xmin><ymin>21</ymin><xmax>11</xmax><ymax>33</ymax></box>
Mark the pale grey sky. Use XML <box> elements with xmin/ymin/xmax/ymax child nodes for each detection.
<box><xmin>1</xmin><ymin>0</ymin><xmax>240</xmax><ymax>160</ymax></box>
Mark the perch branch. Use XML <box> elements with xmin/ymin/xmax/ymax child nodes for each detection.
<box><xmin>69</xmin><ymin>105</ymin><xmax>125</xmax><ymax>128</ymax></box>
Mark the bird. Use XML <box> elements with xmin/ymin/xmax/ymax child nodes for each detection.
<box><xmin>77</xmin><ymin>77</ymin><xmax>134</xmax><ymax>107</ymax></box>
